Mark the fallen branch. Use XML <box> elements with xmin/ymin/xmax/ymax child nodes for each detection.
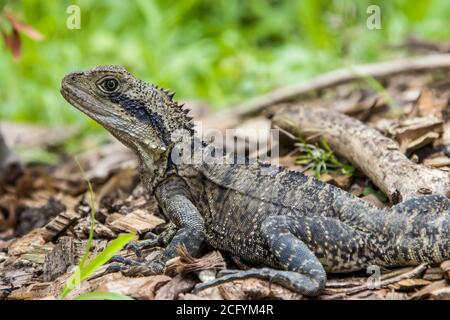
<box><xmin>272</xmin><ymin>105</ymin><xmax>450</xmax><ymax>203</ymax></box>
<box><xmin>228</xmin><ymin>54</ymin><xmax>450</xmax><ymax>118</ymax></box>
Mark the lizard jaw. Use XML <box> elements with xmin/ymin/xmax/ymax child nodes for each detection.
<box><xmin>61</xmin><ymin>79</ymin><xmax>111</xmax><ymax>120</ymax></box>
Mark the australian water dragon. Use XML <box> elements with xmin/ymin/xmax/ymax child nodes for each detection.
<box><xmin>61</xmin><ymin>65</ymin><xmax>450</xmax><ymax>296</ymax></box>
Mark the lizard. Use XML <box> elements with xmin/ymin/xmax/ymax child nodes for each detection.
<box><xmin>61</xmin><ymin>65</ymin><xmax>450</xmax><ymax>297</ymax></box>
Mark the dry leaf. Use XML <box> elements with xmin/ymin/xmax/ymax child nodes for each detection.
<box><xmin>429</xmin><ymin>287</ymin><xmax>450</xmax><ymax>300</ymax></box>
<box><xmin>410</xmin><ymin>280</ymin><xmax>448</xmax><ymax>300</ymax></box>
<box><xmin>387</xmin><ymin>115</ymin><xmax>443</xmax><ymax>153</ymax></box>
<box><xmin>1</xmin><ymin>28</ymin><xmax>21</xmax><ymax>60</ymax></box>
<box><xmin>165</xmin><ymin>245</ymin><xmax>226</xmax><ymax>276</ymax></box>
<box><xmin>95</xmin><ymin>273</ymin><xmax>171</xmax><ymax>300</ymax></box>
<box><xmin>154</xmin><ymin>274</ymin><xmax>197</xmax><ymax>300</ymax></box>
<box><xmin>389</xmin><ymin>278</ymin><xmax>431</xmax><ymax>291</ymax></box>
<box><xmin>4</xmin><ymin>10</ymin><xmax>44</xmax><ymax>41</ymax></box>
<box><xmin>8</xmin><ymin>228</ymin><xmax>46</xmax><ymax>256</ymax></box>
<box><xmin>423</xmin><ymin>156</ymin><xmax>450</xmax><ymax>168</ymax></box>
<box><xmin>219</xmin><ymin>278</ymin><xmax>302</xmax><ymax>300</ymax></box>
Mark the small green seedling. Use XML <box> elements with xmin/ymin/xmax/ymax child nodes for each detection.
<box><xmin>295</xmin><ymin>136</ymin><xmax>355</xmax><ymax>179</ymax></box>
<box><xmin>59</xmin><ymin>158</ymin><xmax>135</xmax><ymax>300</ymax></box>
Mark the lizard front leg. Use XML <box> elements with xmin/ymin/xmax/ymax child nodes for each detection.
<box><xmin>150</xmin><ymin>179</ymin><xmax>205</xmax><ymax>273</ymax></box>
<box><xmin>110</xmin><ymin>179</ymin><xmax>205</xmax><ymax>275</ymax></box>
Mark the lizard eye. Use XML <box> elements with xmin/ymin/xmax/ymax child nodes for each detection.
<box><xmin>99</xmin><ymin>78</ymin><xmax>119</xmax><ymax>93</ymax></box>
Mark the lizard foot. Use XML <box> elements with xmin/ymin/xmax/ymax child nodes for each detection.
<box><xmin>124</xmin><ymin>223</ymin><xmax>178</xmax><ymax>258</ymax></box>
<box><xmin>107</xmin><ymin>254</ymin><xmax>165</xmax><ymax>276</ymax></box>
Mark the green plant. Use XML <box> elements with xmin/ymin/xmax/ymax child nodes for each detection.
<box><xmin>295</xmin><ymin>136</ymin><xmax>355</xmax><ymax>179</ymax></box>
<box><xmin>59</xmin><ymin>158</ymin><xmax>135</xmax><ymax>300</ymax></box>
<box><xmin>2</xmin><ymin>0</ymin><xmax>450</xmax><ymax>129</ymax></box>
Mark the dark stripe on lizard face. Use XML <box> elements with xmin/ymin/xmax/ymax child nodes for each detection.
<box><xmin>109</xmin><ymin>93</ymin><xmax>171</xmax><ymax>144</ymax></box>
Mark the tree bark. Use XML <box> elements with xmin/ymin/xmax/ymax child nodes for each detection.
<box><xmin>271</xmin><ymin>105</ymin><xmax>450</xmax><ymax>203</ymax></box>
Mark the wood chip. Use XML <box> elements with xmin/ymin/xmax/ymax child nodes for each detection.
<box><xmin>389</xmin><ymin>278</ymin><xmax>431</xmax><ymax>291</ymax></box>
<box><xmin>73</xmin><ymin>218</ymin><xmax>117</xmax><ymax>239</ymax></box>
<box><xmin>95</xmin><ymin>273</ymin><xmax>171</xmax><ymax>300</ymax></box>
<box><xmin>7</xmin><ymin>282</ymin><xmax>53</xmax><ymax>300</ymax></box>
<box><xmin>1</xmin><ymin>260</ymin><xmax>37</xmax><ymax>291</ymax></box>
<box><xmin>21</xmin><ymin>243</ymin><xmax>54</xmax><ymax>264</ymax></box>
<box><xmin>440</xmin><ymin>260</ymin><xmax>450</xmax><ymax>279</ymax></box>
<box><xmin>410</xmin><ymin>280</ymin><xmax>448</xmax><ymax>299</ymax></box>
<box><xmin>423</xmin><ymin>156</ymin><xmax>450</xmax><ymax>168</ymax></box>
<box><xmin>219</xmin><ymin>278</ymin><xmax>302</xmax><ymax>300</ymax></box>
<box><xmin>8</xmin><ymin>228</ymin><xmax>45</xmax><ymax>256</ymax></box>
<box><xmin>154</xmin><ymin>274</ymin><xmax>197</xmax><ymax>300</ymax></box>
<box><xmin>108</xmin><ymin>209</ymin><xmax>165</xmax><ymax>234</ymax></box>
<box><xmin>429</xmin><ymin>287</ymin><xmax>450</xmax><ymax>300</ymax></box>
<box><xmin>180</xmin><ymin>287</ymin><xmax>224</xmax><ymax>300</ymax></box>
<box><xmin>422</xmin><ymin>267</ymin><xmax>444</xmax><ymax>281</ymax></box>
<box><xmin>43</xmin><ymin>237</ymin><xmax>75</xmax><ymax>282</ymax></box>
<box><xmin>42</xmin><ymin>210</ymin><xmax>80</xmax><ymax>241</ymax></box>
<box><xmin>385</xmin><ymin>291</ymin><xmax>409</xmax><ymax>300</ymax></box>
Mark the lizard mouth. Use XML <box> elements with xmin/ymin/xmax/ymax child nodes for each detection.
<box><xmin>60</xmin><ymin>81</ymin><xmax>111</xmax><ymax>119</ymax></box>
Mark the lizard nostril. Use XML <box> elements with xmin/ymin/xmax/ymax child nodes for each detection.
<box><xmin>68</xmin><ymin>72</ymin><xmax>84</xmax><ymax>82</ymax></box>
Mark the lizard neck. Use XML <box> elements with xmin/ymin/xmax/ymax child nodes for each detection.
<box><xmin>135</xmin><ymin>143</ymin><xmax>172</xmax><ymax>193</ymax></box>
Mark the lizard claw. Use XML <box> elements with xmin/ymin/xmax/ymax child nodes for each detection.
<box><xmin>108</xmin><ymin>254</ymin><xmax>166</xmax><ymax>276</ymax></box>
<box><xmin>124</xmin><ymin>241</ymin><xmax>144</xmax><ymax>258</ymax></box>
<box><xmin>110</xmin><ymin>255</ymin><xmax>143</xmax><ymax>266</ymax></box>
<box><xmin>124</xmin><ymin>224</ymin><xmax>178</xmax><ymax>258</ymax></box>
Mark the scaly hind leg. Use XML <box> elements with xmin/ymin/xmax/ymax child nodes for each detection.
<box><xmin>195</xmin><ymin>216</ymin><xmax>328</xmax><ymax>296</ymax></box>
<box><xmin>195</xmin><ymin>214</ymin><xmax>375</xmax><ymax>296</ymax></box>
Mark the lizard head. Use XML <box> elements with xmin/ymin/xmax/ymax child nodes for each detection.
<box><xmin>61</xmin><ymin>65</ymin><xmax>194</xmax><ymax>157</ymax></box>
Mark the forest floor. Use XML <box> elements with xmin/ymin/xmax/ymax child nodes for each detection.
<box><xmin>1</xmin><ymin>52</ymin><xmax>450</xmax><ymax>300</ymax></box>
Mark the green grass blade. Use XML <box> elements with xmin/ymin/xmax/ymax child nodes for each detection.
<box><xmin>74</xmin><ymin>158</ymin><xmax>96</xmax><ymax>270</ymax></box>
<box><xmin>60</xmin><ymin>232</ymin><xmax>135</xmax><ymax>299</ymax></box>
<box><xmin>73</xmin><ymin>291</ymin><xmax>134</xmax><ymax>301</ymax></box>
<box><xmin>78</xmin><ymin>233</ymin><xmax>136</xmax><ymax>281</ymax></box>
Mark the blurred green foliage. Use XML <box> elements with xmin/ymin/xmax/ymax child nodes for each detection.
<box><xmin>0</xmin><ymin>0</ymin><xmax>449</xmax><ymax>131</ymax></box>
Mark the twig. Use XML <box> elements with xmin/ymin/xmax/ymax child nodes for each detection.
<box><xmin>227</xmin><ymin>54</ymin><xmax>450</xmax><ymax>118</ymax></box>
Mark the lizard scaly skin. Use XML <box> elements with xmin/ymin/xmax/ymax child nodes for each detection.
<box><xmin>61</xmin><ymin>66</ymin><xmax>450</xmax><ymax>296</ymax></box>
